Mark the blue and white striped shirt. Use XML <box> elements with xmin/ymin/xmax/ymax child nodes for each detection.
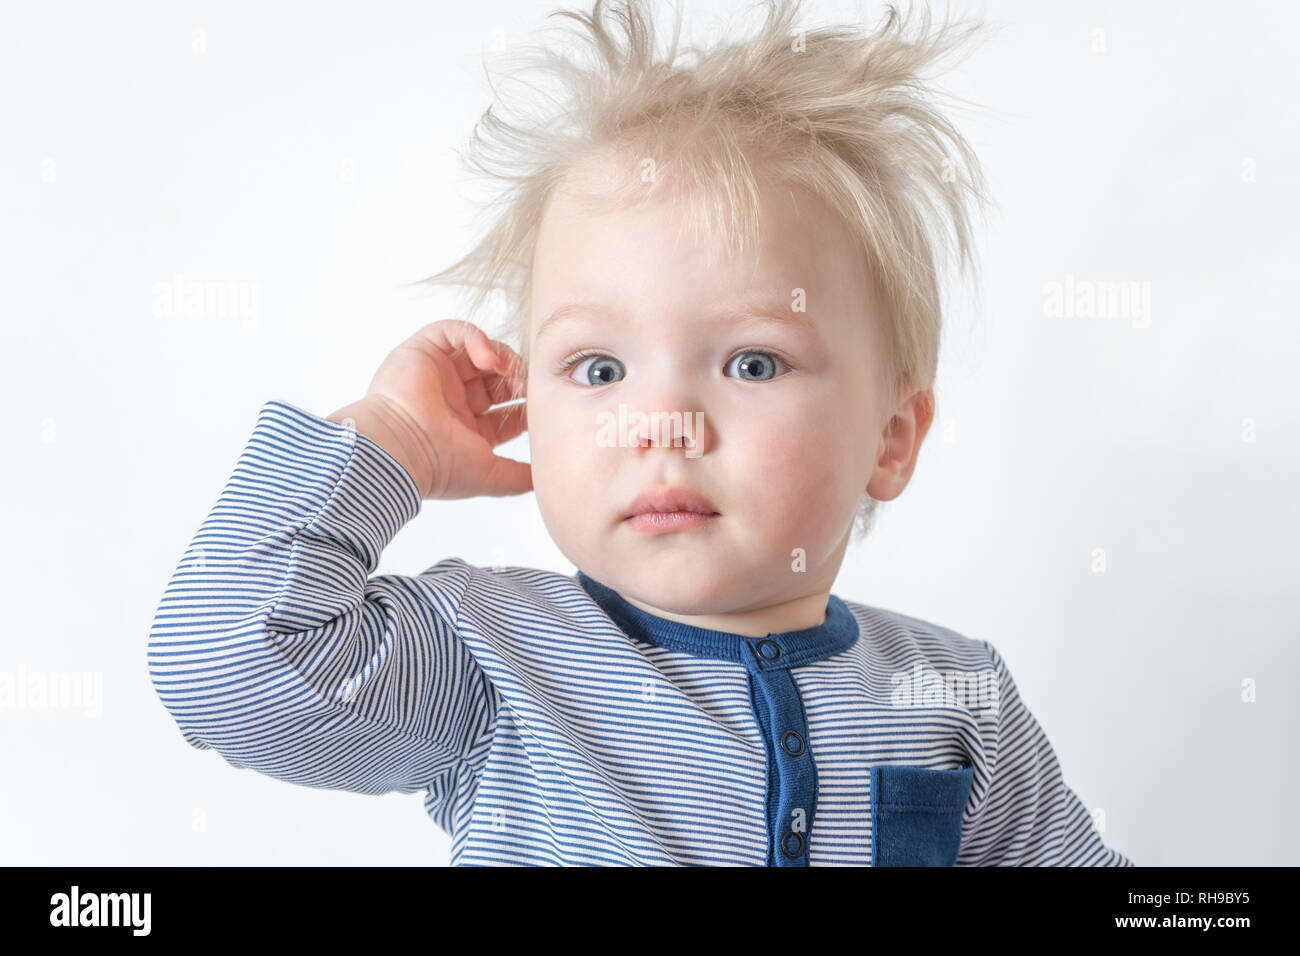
<box><xmin>148</xmin><ymin>400</ymin><xmax>1134</xmax><ymax>866</ymax></box>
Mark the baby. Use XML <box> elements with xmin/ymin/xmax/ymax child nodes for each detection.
<box><xmin>148</xmin><ymin>0</ymin><xmax>1134</xmax><ymax>866</ymax></box>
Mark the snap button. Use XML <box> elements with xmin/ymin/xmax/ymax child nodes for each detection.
<box><xmin>756</xmin><ymin>639</ymin><xmax>782</xmax><ymax>661</ymax></box>
<box><xmin>781</xmin><ymin>730</ymin><xmax>805</xmax><ymax>756</ymax></box>
<box><xmin>780</xmin><ymin>830</ymin><xmax>804</xmax><ymax>858</ymax></box>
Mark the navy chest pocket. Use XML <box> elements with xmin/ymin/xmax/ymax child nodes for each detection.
<box><xmin>870</xmin><ymin>763</ymin><xmax>975</xmax><ymax>866</ymax></box>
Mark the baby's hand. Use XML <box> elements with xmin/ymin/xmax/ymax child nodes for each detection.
<box><xmin>328</xmin><ymin>320</ymin><xmax>530</xmax><ymax>500</ymax></box>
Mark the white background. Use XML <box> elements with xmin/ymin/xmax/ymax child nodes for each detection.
<box><xmin>2</xmin><ymin>0</ymin><xmax>1297</xmax><ymax>866</ymax></box>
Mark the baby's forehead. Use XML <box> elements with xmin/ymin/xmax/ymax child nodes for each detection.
<box><xmin>548</xmin><ymin>139</ymin><xmax>814</xmax><ymax>235</ymax></box>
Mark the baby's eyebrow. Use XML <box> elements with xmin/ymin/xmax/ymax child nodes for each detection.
<box><xmin>535</xmin><ymin>298</ymin><xmax>819</xmax><ymax>342</ymax></box>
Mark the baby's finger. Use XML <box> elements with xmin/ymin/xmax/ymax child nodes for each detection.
<box><xmin>463</xmin><ymin>324</ymin><xmax>502</xmax><ymax>373</ymax></box>
<box><xmin>464</xmin><ymin>376</ymin><xmax>492</xmax><ymax>415</ymax></box>
<box><xmin>478</xmin><ymin>453</ymin><xmax>533</xmax><ymax>497</ymax></box>
<box><xmin>411</xmin><ymin>320</ymin><xmax>494</xmax><ymax>383</ymax></box>
<box><xmin>479</xmin><ymin>402</ymin><xmax>527</xmax><ymax>446</ymax></box>
<box><xmin>489</xmin><ymin>339</ymin><xmax>525</xmax><ymax>375</ymax></box>
<box><xmin>484</xmin><ymin>360</ymin><xmax>526</xmax><ymax>404</ymax></box>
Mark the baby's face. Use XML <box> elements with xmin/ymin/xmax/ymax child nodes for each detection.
<box><xmin>525</xmin><ymin>152</ymin><xmax>894</xmax><ymax>616</ymax></box>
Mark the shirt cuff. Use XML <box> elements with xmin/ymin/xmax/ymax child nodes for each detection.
<box><xmin>254</xmin><ymin>400</ymin><xmax>423</xmax><ymax>571</ymax></box>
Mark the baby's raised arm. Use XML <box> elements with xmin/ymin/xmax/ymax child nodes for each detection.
<box><xmin>147</xmin><ymin>321</ymin><xmax>530</xmax><ymax>795</ymax></box>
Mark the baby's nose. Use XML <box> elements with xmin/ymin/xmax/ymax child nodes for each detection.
<box><xmin>629</xmin><ymin>410</ymin><xmax>706</xmax><ymax>456</ymax></box>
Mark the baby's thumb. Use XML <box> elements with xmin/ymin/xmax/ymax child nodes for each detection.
<box><xmin>480</xmin><ymin>455</ymin><xmax>533</xmax><ymax>497</ymax></box>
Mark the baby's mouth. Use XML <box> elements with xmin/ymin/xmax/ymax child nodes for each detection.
<box><xmin>623</xmin><ymin>486</ymin><xmax>719</xmax><ymax>520</ymax></box>
<box><xmin>623</xmin><ymin>510</ymin><xmax>720</xmax><ymax>533</ymax></box>
<box><xmin>621</xmin><ymin>486</ymin><xmax>720</xmax><ymax>534</ymax></box>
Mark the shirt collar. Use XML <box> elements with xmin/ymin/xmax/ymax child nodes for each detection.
<box><xmin>576</xmin><ymin>570</ymin><xmax>860</xmax><ymax>668</ymax></box>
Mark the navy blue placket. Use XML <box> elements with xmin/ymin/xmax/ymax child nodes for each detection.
<box><xmin>575</xmin><ymin>571</ymin><xmax>860</xmax><ymax>867</ymax></box>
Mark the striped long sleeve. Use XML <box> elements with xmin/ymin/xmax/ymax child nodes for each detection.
<box><xmin>147</xmin><ymin>400</ymin><xmax>496</xmax><ymax>796</ymax></box>
<box><xmin>957</xmin><ymin>641</ymin><xmax>1134</xmax><ymax>866</ymax></box>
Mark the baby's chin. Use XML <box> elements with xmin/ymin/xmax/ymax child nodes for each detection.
<box><xmin>582</xmin><ymin>549</ymin><xmax>764</xmax><ymax>610</ymax></box>
<box><xmin>616</xmin><ymin>580</ymin><xmax>737</xmax><ymax>619</ymax></box>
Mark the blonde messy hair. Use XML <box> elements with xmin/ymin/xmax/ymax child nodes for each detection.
<box><xmin>414</xmin><ymin>0</ymin><xmax>992</xmax><ymax>542</ymax></box>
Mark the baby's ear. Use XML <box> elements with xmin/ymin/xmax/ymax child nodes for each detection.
<box><xmin>867</xmin><ymin>386</ymin><xmax>935</xmax><ymax>501</ymax></box>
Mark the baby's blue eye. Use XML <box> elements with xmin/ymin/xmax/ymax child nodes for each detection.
<box><xmin>726</xmin><ymin>351</ymin><xmax>788</xmax><ymax>382</ymax></box>
<box><xmin>568</xmin><ymin>354</ymin><xmax>625</xmax><ymax>386</ymax></box>
<box><xmin>562</xmin><ymin>350</ymin><xmax>791</xmax><ymax>386</ymax></box>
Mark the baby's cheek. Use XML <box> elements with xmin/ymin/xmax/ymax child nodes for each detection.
<box><xmin>745</xmin><ymin>423</ymin><xmax>859</xmax><ymax>539</ymax></box>
<box><xmin>769</xmin><ymin>416</ymin><xmax>844</xmax><ymax>487</ymax></box>
<box><xmin>524</xmin><ymin>433</ymin><xmax>578</xmax><ymax>510</ymax></box>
